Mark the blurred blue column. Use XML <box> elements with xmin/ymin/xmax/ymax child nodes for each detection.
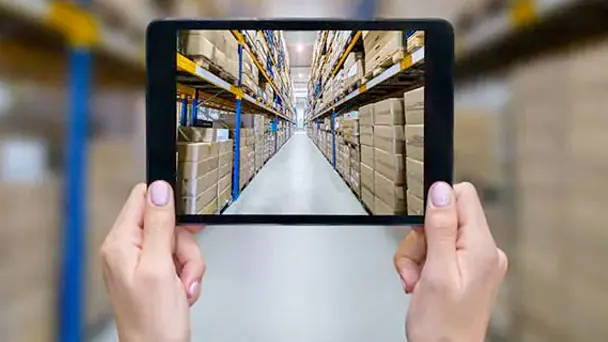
<box><xmin>59</xmin><ymin>0</ymin><xmax>93</xmax><ymax>340</ymax></box>
<box><xmin>190</xmin><ymin>90</ymin><xmax>199</xmax><ymax>126</ymax></box>
<box><xmin>180</xmin><ymin>96</ymin><xmax>188</xmax><ymax>126</ymax></box>
<box><xmin>355</xmin><ymin>0</ymin><xmax>379</xmax><ymax>18</ymax></box>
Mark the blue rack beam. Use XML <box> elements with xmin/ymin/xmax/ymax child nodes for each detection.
<box><xmin>232</xmin><ymin>43</ymin><xmax>243</xmax><ymax>201</ymax></box>
<box><xmin>190</xmin><ymin>90</ymin><xmax>199</xmax><ymax>126</ymax></box>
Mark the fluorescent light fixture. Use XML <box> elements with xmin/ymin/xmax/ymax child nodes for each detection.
<box><xmin>297</xmin><ymin>44</ymin><xmax>304</xmax><ymax>53</ymax></box>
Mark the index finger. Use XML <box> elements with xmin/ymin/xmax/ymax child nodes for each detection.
<box><xmin>112</xmin><ymin>183</ymin><xmax>147</xmax><ymax>233</ymax></box>
<box><xmin>453</xmin><ymin>182</ymin><xmax>495</xmax><ymax>249</ymax></box>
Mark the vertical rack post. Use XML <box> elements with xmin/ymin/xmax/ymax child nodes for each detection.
<box><xmin>59</xmin><ymin>1</ymin><xmax>94</xmax><ymax>341</ymax></box>
<box><xmin>332</xmin><ymin>110</ymin><xmax>337</xmax><ymax>169</ymax></box>
<box><xmin>190</xmin><ymin>89</ymin><xmax>199</xmax><ymax>126</ymax></box>
<box><xmin>180</xmin><ymin>96</ymin><xmax>188</xmax><ymax>127</ymax></box>
<box><xmin>232</xmin><ymin>41</ymin><xmax>243</xmax><ymax>201</ymax></box>
<box><xmin>274</xmin><ymin>118</ymin><xmax>278</xmax><ymax>153</ymax></box>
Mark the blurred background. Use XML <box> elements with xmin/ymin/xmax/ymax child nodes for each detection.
<box><xmin>1</xmin><ymin>0</ymin><xmax>608</xmax><ymax>341</ymax></box>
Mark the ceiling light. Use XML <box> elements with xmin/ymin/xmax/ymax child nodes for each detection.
<box><xmin>297</xmin><ymin>44</ymin><xmax>304</xmax><ymax>53</ymax></box>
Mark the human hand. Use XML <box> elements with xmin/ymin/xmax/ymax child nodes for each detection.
<box><xmin>394</xmin><ymin>182</ymin><xmax>508</xmax><ymax>342</ymax></box>
<box><xmin>100</xmin><ymin>181</ymin><xmax>206</xmax><ymax>342</ymax></box>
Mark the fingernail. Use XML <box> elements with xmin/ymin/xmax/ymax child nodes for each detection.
<box><xmin>150</xmin><ymin>181</ymin><xmax>170</xmax><ymax>207</ymax></box>
<box><xmin>401</xmin><ymin>278</ymin><xmax>407</xmax><ymax>292</ymax></box>
<box><xmin>188</xmin><ymin>281</ymin><xmax>199</xmax><ymax>299</ymax></box>
<box><xmin>430</xmin><ymin>182</ymin><xmax>451</xmax><ymax>207</ymax></box>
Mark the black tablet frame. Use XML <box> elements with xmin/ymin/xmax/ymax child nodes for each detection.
<box><xmin>147</xmin><ymin>19</ymin><xmax>453</xmax><ymax>226</ymax></box>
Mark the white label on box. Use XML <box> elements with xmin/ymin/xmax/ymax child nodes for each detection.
<box><xmin>216</xmin><ymin>129</ymin><xmax>230</xmax><ymax>142</ymax></box>
<box><xmin>1</xmin><ymin>139</ymin><xmax>47</xmax><ymax>184</ymax></box>
<box><xmin>347</xmin><ymin>65</ymin><xmax>358</xmax><ymax>78</ymax></box>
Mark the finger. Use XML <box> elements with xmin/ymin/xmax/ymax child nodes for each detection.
<box><xmin>497</xmin><ymin>248</ymin><xmax>508</xmax><ymax>279</ymax></box>
<box><xmin>424</xmin><ymin>182</ymin><xmax>458</xmax><ymax>268</ymax></box>
<box><xmin>181</xmin><ymin>225</ymin><xmax>206</xmax><ymax>235</ymax></box>
<box><xmin>394</xmin><ymin>226</ymin><xmax>426</xmax><ymax>293</ymax></box>
<box><xmin>175</xmin><ymin>228</ymin><xmax>206</xmax><ymax>306</ymax></box>
<box><xmin>141</xmin><ymin>181</ymin><xmax>176</xmax><ymax>265</ymax></box>
<box><xmin>453</xmin><ymin>183</ymin><xmax>495</xmax><ymax>250</ymax></box>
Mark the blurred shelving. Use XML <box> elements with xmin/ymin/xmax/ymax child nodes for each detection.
<box><xmin>455</xmin><ymin>0</ymin><xmax>608</xmax><ymax>80</ymax></box>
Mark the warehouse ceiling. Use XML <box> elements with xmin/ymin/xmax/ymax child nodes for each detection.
<box><xmin>283</xmin><ymin>31</ymin><xmax>317</xmax><ymax>68</ymax></box>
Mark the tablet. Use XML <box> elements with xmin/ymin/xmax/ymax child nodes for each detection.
<box><xmin>146</xmin><ymin>19</ymin><xmax>453</xmax><ymax>225</ymax></box>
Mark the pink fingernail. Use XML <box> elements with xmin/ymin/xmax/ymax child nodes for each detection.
<box><xmin>430</xmin><ymin>182</ymin><xmax>451</xmax><ymax>207</ymax></box>
<box><xmin>188</xmin><ymin>281</ymin><xmax>199</xmax><ymax>299</ymax></box>
<box><xmin>150</xmin><ymin>181</ymin><xmax>170</xmax><ymax>207</ymax></box>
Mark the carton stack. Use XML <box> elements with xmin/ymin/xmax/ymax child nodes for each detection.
<box><xmin>406</xmin><ymin>31</ymin><xmax>425</xmax><ymax>54</ymax></box>
<box><xmin>217</xmin><ymin>139</ymin><xmax>234</xmax><ymax>210</ymax></box>
<box><xmin>342</xmin><ymin>117</ymin><xmax>360</xmax><ymax>146</ymax></box>
<box><xmin>177</xmin><ymin>141</ymin><xmax>220</xmax><ymax>215</ymax></box>
<box><xmin>359</xmin><ymin>104</ymin><xmax>375</xmax><ymax>211</ymax></box>
<box><xmin>404</xmin><ymin>87</ymin><xmax>425</xmax><ymax>216</ymax></box>
<box><xmin>0</xmin><ymin>170</ymin><xmax>61</xmax><ymax>341</ymax></box>
<box><xmin>325</xmin><ymin>132</ymin><xmax>332</xmax><ymax>160</ymax></box>
<box><xmin>253</xmin><ymin>115</ymin><xmax>265</xmax><ymax>171</ymax></box>
<box><xmin>349</xmin><ymin>145</ymin><xmax>361</xmax><ymax>196</ymax></box>
<box><xmin>363</xmin><ymin>31</ymin><xmax>404</xmax><ymax>76</ymax></box>
<box><xmin>337</xmin><ymin>137</ymin><xmax>350</xmax><ymax>179</ymax></box>
<box><xmin>344</xmin><ymin>52</ymin><xmax>365</xmax><ymax>91</ymax></box>
<box><xmin>239</xmin><ymin>128</ymin><xmax>255</xmax><ymax>190</ymax></box>
<box><xmin>373</xmin><ymin>98</ymin><xmax>406</xmax><ymax>215</ymax></box>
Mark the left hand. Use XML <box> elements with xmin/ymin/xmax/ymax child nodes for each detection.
<box><xmin>100</xmin><ymin>181</ymin><xmax>206</xmax><ymax>342</ymax></box>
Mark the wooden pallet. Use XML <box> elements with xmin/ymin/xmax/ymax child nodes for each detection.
<box><xmin>191</xmin><ymin>55</ymin><xmax>239</xmax><ymax>86</ymax></box>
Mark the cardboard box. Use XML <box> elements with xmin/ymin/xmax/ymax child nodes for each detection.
<box><xmin>361</xmin><ymin>162</ymin><xmax>374</xmax><ymax>190</ymax></box>
<box><xmin>213</xmin><ymin>49</ymin><xmax>226</xmax><ymax>68</ymax></box>
<box><xmin>199</xmin><ymin>199</ymin><xmax>219</xmax><ymax>215</ymax></box>
<box><xmin>177</xmin><ymin>142</ymin><xmax>218</xmax><ymax>162</ymax></box>
<box><xmin>186</xmin><ymin>34</ymin><xmax>215</xmax><ymax>60</ymax></box>
<box><xmin>218</xmin><ymin>139</ymin><xmax>233</xmax><ymax>154</ymax></box>
<box><xmin>405</xmin><ymin>124</ymin><xmax>424</xmax><ymax>161</ymax></box>
<box><xmin>178</xmin><ymin>127</ymin><xmax>217</xmax><ymax>143</ymax></box>
<box><xmin>178</xmin><ymin>156</ymin><xmax>220</xmax><ymax>179</ymax></box>
<box><xmin>373</xmin><ymin>125</ymin><xmax>405</xmax><ymax>154</ymax></box>
<box><xmin>374</xmin><ymin>196</ymin><xmax>406</xmax><ymax>215</ymax></box>
<box><xmin>407</xmin><ymin>31</ymin><xmax>425</xmax><ymax>53</ymax></box>
<box><xmin>374</xmin><ymin>148</ymin><xmax>405</xmax><ymax>185</ymax></box>
<box><xmin>407</xmin><ymin>191</ymin><xmax>424</xmax><ymax>215</ymax></box>
<box><xmin>361</xmin><ymin>186</ymin><xmax>375</xmax><ymax>212</ymax></box>
<box><xmin>218</xmin><ymin>187</ymin><xmax>231</xmax><ymax>209</ymax></box>
<box><xmin>359</xmin><ymin>104</ymin><xmax>374</xmax><ymax>124</ymax></box>
<box><xmin>219</xmin><ymin>152</ymin><xmax>233</xmax><ymax>166</ymax></box>
<box><xmin>180</xmin><ymin>185</ymin><xmax>217</xmax><ymax>215</ymax></box>
<box><xmin>360</xmin><ymin>126</ymin><xmax>374</xmax><ymax>146</ymax></box>
<box><xmin>374</xmin><ymin>171</ymin><xmax>406</xmax><ymax>210</ymax></box>
<box><xmin>361</xmin><ymin>145</ymin><xmax>375</xmax><ymax>167</ymax></box>
<box><xmin>178</xmin><ymin>168</ymin><xmax>219</xmax><ymax>197</ymax></box>
<box><xmin>405</xmin><ymin>87</ymin><xmax>424</xmax><ymax>125</ymax></box>
<box><xmin>220</xmin><ymin>162</ymin><xmax>232</xmax><ymax>178</ymax></box>
<box><xmin>406</xmin><ymin>157</ymin><xmax>424</xmax><ymax>199</ymax></box>
<box><xmin>374</xmin><ymin>98</ymin><xmax>405</xmax><ymax>125</ymax></box>
<box><xmin>218</xmin><ymin>174</ymin><xmax>232</xmax><ymax>192</ymax></box>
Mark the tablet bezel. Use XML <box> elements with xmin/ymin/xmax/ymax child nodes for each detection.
<box><xmin>147</xmin><ymin>19</ymin><xmax>453</xmax><ymax>225</ymax></box>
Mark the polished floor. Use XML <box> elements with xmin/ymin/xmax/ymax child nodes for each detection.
<box><xmin>93</xmin><ymin>132</ymin><xmax>411</xmax><ymax>342</ymax></box>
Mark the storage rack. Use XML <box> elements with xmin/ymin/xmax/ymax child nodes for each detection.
<box><xmin>306</xmin><ymin>30</ymin><xmax>425</xmax><ymax>177</ymax></box>
<box><xmin>176</xmin><ymin>30</ymin><xmax>295</xmax><ymax>203</ymax></box>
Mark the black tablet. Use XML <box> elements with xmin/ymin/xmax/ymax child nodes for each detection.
<box><xmin>146</xmin><ymin>19</ymin><xmax>453</xmax><ymax>225</ymax></box>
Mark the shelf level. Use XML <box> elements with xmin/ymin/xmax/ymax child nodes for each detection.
<box><xmin>310</xmin><ymin>47</ymin><xmax>425</xmax><ymax>121</ymax></box>
<box><xmin>176</xmin><ymin>53</ymin><xmax>292</xmax><ymax>121</ymax></box>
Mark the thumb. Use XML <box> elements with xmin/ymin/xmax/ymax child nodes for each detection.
<box><xmin>424</xmin><ymin>182</ymin><xmax>458</xmax><ymax>269</ymax></box>
<box><xmin>141</xmin><ymin>181</ymin><xmax>176</xmax><ymax>265</ymax></box>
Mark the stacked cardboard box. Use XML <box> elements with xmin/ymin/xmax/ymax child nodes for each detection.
<box><xmin>337</xmin><ymin>139</ymin><xmax>350</xmax><ymax>179</ymax></box>
<box><xmin>404</xmin><ymin>87</ymin><xmax>425</xmax><ymax>216</ymax></box>
<box><xmin>0</xmin><ymin>169</ymin><xmax>61</xmax><ymax>341</ymax></box>
<box><xmin>344</xmin><ymin>52</ymin><xmax>365</xmax><ymax>90</ymax></box>
<box><xmin>406</xmin><ymin>31</ymin><xmax>425</xmax><ymax>54</ymax></box>
<box><xmin>177</xmin><ymin>142</ymin><xmax>220</xmax><ymax>215</ymax></box>
<box><xmin>363</xmin><ymin>31</ymin><xmax>404</xmax><ymax>76</ymax></box>
<box><xmin>349</xmin><ymin>145</ymin><xmax>361</xmax><ymax>196</ymax></box>
<box><xmin>217</xmin><ymin>139</ymin><xmax>233</xmax><ymax>210</ymax></box>
<box><xmin>239</xmin><ymin>129</ymin><xmax>255</xmax><ymax>190</ymax></box>
<box><xmin>359</xmin><ymin>104</ymin><xmax>375</xmax><ymax>211</ymax></box>
<box><xmin>253</xmin><ymin>115</ymin><xmax>265</xmax><ymax>172</ymax></box>
<box><xmin>342</xmin><ymin>117</ymin><xmax>360</xmax><ymax>146</ymax></box>
<box><xmin>373</xmin><ymin>98</ymin><xmax>406</xmax><ymax>215</ymax></box>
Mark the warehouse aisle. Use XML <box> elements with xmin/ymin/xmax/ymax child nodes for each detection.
<box><xmin>225</xmin><ymin>131</ymin><xmax>366</xmax><ymax>215</ymax></box>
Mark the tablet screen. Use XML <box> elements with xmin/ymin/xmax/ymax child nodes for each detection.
<box><xmin>175</xmin><ymin>29</ymin><xmax>425</xmax><ymax>216</ymax></box>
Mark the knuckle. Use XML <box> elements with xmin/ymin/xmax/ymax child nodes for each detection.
<box><xmin>427</xmin><ymin>211</ymin><xmax>457</xmax><ymax>232</ymax></box>
<box><xmin>138</xmin><ymin>264</ymin><xmax>169</xmax><ymax>284</ymax></box>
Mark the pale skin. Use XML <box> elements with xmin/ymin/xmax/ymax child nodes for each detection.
<box><xmin>101</xmin><ymin>181</ymin><xmax>507</xmax><ymax>342</ymax></box>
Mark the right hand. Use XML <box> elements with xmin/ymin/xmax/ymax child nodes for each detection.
<box><xmin>394</xmin><ymin>182</ymin><xmax>508</xmax><ymax>342</ymax></box>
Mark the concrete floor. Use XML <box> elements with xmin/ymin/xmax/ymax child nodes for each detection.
<box><xmin>92</xmin><ymin>132</ymin><xmax>411</xmax><ymax>342</ymax></box>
